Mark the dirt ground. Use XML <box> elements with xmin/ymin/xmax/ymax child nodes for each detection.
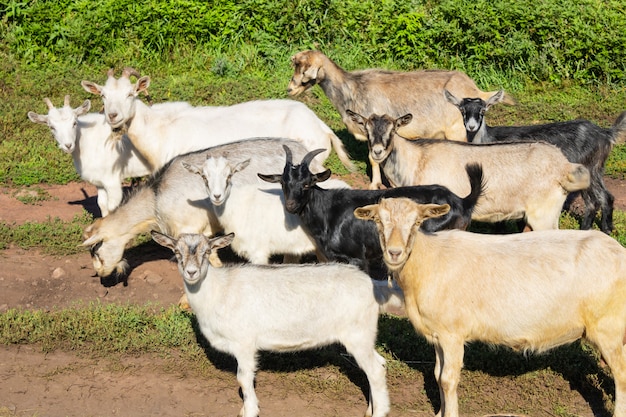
<box><xmin>1</xmin><ymin>178</ymin><xmax>626</xmax><ymax>417</ymax></box>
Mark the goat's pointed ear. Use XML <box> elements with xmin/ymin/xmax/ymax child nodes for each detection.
<box><xmin>209</xmin><ymin>233</ymin><xmax>235</xmax><ymax>252</ymax></box>
<box><xmin>27</xmin><ymin>111</ymin><xmax>47</xmax><ymax>124</ymax></box>
<box><xmin>257</xmin><ymin>173</ymin><xmax>282</xmax><ymax>183</ymax></box>
<box><xmin>81</xmin><ymin>80</ymin><xmax>102</xmax><ymax>96</ymax></box>
<box><xmin>82</xmin><ymin>234</ymin><xmax>101</xmax><ymax>247</ymax></box>
<box><xmin>234</xmin><ymin>159</ymin><xmax>251</xmax><ymax>174</ymax></box>
<box><xmin>312</xmin><ymin>169</ymin><xmax>332</xmax><ymax>184</ymax></box>
<box><xmin>151</xmin><ymin>230</ymin><xmax>177</xmax><ymax>251</ymax></box>
<box><xmin>181</xmin><ymin>161</ymin><xmax>201</xmax><ymax>175</ymax></box>
<box><xmin>135</xmin><ymin>76</ymin><xmax>151</xmax><ymax>95</ymax></box>
<box><xmin>354</xmin><ymin>204</ymin><xmax>379</xmax><ymax>221</ymax></box>
<box><xmin>396</xmin><ymin>114</ymin><xmax>413</xmax><ymax>128</ymax></box>
<box><xmin>346</xmin><ymin>109</ymin><xmax>365</xmax><ymax>126</ymax></box>
<box><xmin>76</xmin><ymin>100</ymin><xmax>91</xmax><ymax>116</ymax></box>
<box><xmin>485</xmin><ymin>90</ymin><xmax>505</xmax><ymax>109</ymax></box>
<box><xmin>444</xmin><ymin>89</ymin><xmax>461</xmax><ymax>106</ymax></box>
<box><xmin>420</xmin><ymin>203</ymin><xmax>451</xmax><ymax>221</ymax></box>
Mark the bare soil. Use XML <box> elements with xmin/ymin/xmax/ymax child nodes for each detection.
<box><xmin>1</xmin><ymin>178</ymin><xmax>626</xmax><ymax>417</ymax></box>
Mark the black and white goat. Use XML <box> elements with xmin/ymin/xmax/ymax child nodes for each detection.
<box><xmin>258</xmin><ymin>145</ymin><xmax>484</xmax><ymax>273</ymax></box>
<box><xmin>445</xmin><ymin>89</ymin><xmax>626</xmax><ymax>233</ymax></box>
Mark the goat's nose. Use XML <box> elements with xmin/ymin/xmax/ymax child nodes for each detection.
<box><xmin>213</xmin><ymin>194</ymin><xmax>221</xmax><ymax>201</ymax></box>
<box><xmin>108</xmin><ymin>112</ymin><xmax>118</xmax><ymax>121</ymax></box>
<box><xmin>387</xmin><ymin>248</ymin><xmax>403</xmax><ymax>261</ymax></box>
<box><xmin>65</xmin><ymin>143</ymin><xmax>72</xmax><ymax>150</ymax></box>
<box><xmin>186</xmin><ymin>268</ymin><xmax>198</xmax><ymax>280</ymax></box>
<box><xmin>285</xmin><ymin>200</ymin><xmax>298</xmax><ymax>213</ymax></box>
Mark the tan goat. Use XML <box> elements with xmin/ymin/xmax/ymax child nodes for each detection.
<box><xmin>348</xmin><ymin>111</ymin><xmax>591</xmax><ymax>231</ymax></box>
<box><xmin>287</xmin><ymin>50</ymin><xmax>515</xmax><ymax>189</ymax></box>
<box><xmin>355</xmin><ymin>197</ymin><xmax>626</xmax><ymax>417</ymax></box>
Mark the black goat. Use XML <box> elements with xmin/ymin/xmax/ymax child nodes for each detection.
<box><xmin>258</xmin><ymin>145</ymin><xmax>484</xmax><ymax>274</ymax></box>
<box><xmin>445</xmin><ymin>89</ymin><xmax>626</xmax><ymax>234</ymax></box>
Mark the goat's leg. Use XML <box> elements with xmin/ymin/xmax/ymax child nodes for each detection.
<box><xmin>235</xmin><ymin>353</ymin><xmax>260</xmax><ymax>417</ymax></box>
<box><xmin>104</xmin><ymin>183</ymin><xmax>124</xmax><ymax>217</ymax></box>
<box><xmin>343</xmin><ymin>338</ymin><xmax>390</xmax><ymax>417</ymax></box>
<box><xmin>586</xmin><ymin>322</ymin><xmax>626</xmax><ymax>417</ymax></box>
<box><xmin>96</xmin><ymin>187</ymin><xmax>109</xmax><ymax>217</ymax></box>
<box><xmin>600</xmin><ymin>189</ymin><xmax>615</xmax><ymax>234</ymax></box>
<box><xmin>434</xmin><ymin>337</ymin><xmax>464</xmax><ymax>417</ymax></box>
<box><xmin>369</xmin><ymin>157</ymin><xmax>383</xmax><ymax>190</ymax></box>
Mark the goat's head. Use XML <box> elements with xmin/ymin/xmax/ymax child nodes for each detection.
<box><xmin>151</xmin><ymin>231</ymin><xmax>234</xmax><ymax>286</ymax></box>
<box><xmin>444</xmin><ymin>89</ymin><xmax>505</xmax><ymax>142</ymax></box>
<box><xmin>182</xmin><ymin>156</ymin><xmax>250</xmax><ymax>206</ymax></box>
<box><xmin>82</xmin><ymin>219</ymin><xmax>130</xmax><ymax>285</ymax></box>
<box><xmin>346</xmin><ymin>110</ymin><xmax>412</xmax><ymax>164</ymax></box>
<box><xmin>354</xmin><ymin>198</ymin><xmax>450</xmax><ymax>272</ymax></box>
<box><xmin>81</xmin><ymin>67</ymin><xmax>149</xmax><ymax>130</ymax></box>
<box><xmin>287</xmin><ymin>50</ymin><xmax>325</xmax><ymax>96</ymax></box>
<box><xmin>258</xmin><ymin>145</ymin><xmax>330</xmax><ymax>214</ymax></box>
<box><xmin>28</xmin><ymin>96</ymin><xmax>91</xmax><ymax>153</ymax></box>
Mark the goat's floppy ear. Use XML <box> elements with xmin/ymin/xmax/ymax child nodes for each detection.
<box><xmin>257</xmin><ymin>173</ymin><xmax>282</xmax><ymax>183</ymax></box>
<box><xmin>27</xmin><ymin>111</ymin><xmax>48</xmax><ymax>124</ymax></box>
<box><xmin>443</xmin><ymin>89</ymin><xmax>461</xmax><ymax>107</ymax></box>
<box><xmin>419</xmin><ymin>203</ymin><xmax>451</xmax><ymax>222</ymax></box>
<box><xmin>395</xmin><ymin>114</ymin><xmax>413</xmax><ymax>129</ymax></box>
<box><xmin>301</xmin><ymin>64</ymin><xmax>319</xmax><ymax>83</ymax></box>
<box><xmin>209</xmin><ymin>232</ymin><xmax>235</xmax><ymax>252</ymax></box>
<box><xmin>346</xmin><ymin>109</ymin><xmax>365</xmax><ymax>126</ymax></box>
<box><xmin>312</xmin><ymin>169</ymin><xmax>332</xmax><ymax>184</ymax></box>
<box><xmin>234</xmin><ymin>159</ymin><xmax>251</xmax><ymax>174</ymax></box>
<box><xmin>81</xmin><ymin>80</ymin><xmax>102</xmax><ymax>96</ymax></box>
<box><xmin>151</xmin><ymin>230</ymin><xmax>177</xmax><ymax>251</ymax></box>
<box><xmin>354</xmin><ymin>204</ymin><xmax>379</xmax><ymax>221</ymax></box>
<box><xmin>181</xmin><ymin>161</ymin><xmax>201</xmax><ymax>175</ymax></box>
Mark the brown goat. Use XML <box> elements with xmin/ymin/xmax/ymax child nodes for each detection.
<box><xmin>355</xmin><ymin>197</ymin><xmax>626</xmax><ymax>417</ymax></box>
<box><xmin>287</xmin><ymin>50</ymin><xmax>515</xmax><ymax>188</ymax></box>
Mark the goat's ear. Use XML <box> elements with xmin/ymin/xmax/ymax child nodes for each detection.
<box><xmin>151</xmin><ymin>230</ymin><xmax>177</xmax><ymax>251</ymax></box>
<box><xmin>81</xmin><ymin>80</ymin><xmax>102</xmax><ymax>96</ymax></box>
<box><xmin>27</xmin><ymin>111</ymin><xmax>47</xmax><ymax>124</ymax></box>
<box><xmin>209</xmin><ymin>232</ymin><xmax>235</xmax><ymax>252</ymax></box>
<box><xmin>257</xmin><ymin>173</ymin><xmax>282</xmax><ymax>183</ymax></box>
<box><xmin>82</xmin><ymin>234</ymin><xmax>101</xmax><ymax>247</ymax></box>
<box><xmin>396</xmin><ymin>114</ymin><xmax>413</xmax><ymax>129</ymax></box>
<box><xmin>312</xmin><ymin>169</ymin><xmax>332</xmax><ymax>184</ymax></box>
<box><xmin>181</xmin><ymin>161</ymin><xmax>201</xmax><ymax>175</ymax></box>
<box><xmin>354</xmin><ymin>204</ymin><xmax>379</xmax><ymax>221</ymax></box>
<box><xmin>444</xmin><ymin>89</ymin><xmax>461</xmax><ymax>106</ymax></box>
<box><xmin>76</xmin><ymin>100</ymin><xmax>91</xmax><ymax>116</ymax></box>
<box><xmin>134</xmin><ymin>76</ymin><xmax>151</xmax><ymax>95</ymax></box>
<box><xmin>346</xmin><ymin>109</ymin><xmax>365</xmax><ymax>126</ymax></box>
<box><xmin>302</xmin><ymin>64</ymin><xmax>319</xmax><ymax>83</ymax></box>
<box><xmin>485</xmin><ymin>90</ymin><xmax>505</xmax><ymax>109</ymax></box>
<box><xmin>234</xmin><ymin>159</ymin><xmax>251</xmax><ymax>174</ymax></box>
<box><xmin>420</xmin><ymin>203</ymin><xmax>451</xmax><ymax>221</ymax></box>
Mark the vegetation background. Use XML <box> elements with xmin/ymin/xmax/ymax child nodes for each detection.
<box><xmin>1</xmin><ymin>1</ymin><xmax>626</xmax><ymax>416</ymax></box>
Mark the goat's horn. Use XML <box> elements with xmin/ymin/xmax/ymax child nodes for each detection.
<box><xmin>107</xmin><ymin>68</ymin><xmax>115</xmax><ymax>78</ymax></box>
<box><xmin>64</xmin><ymin>95</ymin><xmax>71</xmax><ymax>106</ymax></box>
<box><xmin>282</xmin><ymin>145</ymin><xmax>293</xmax><ymax>165</ymax></box>
<box><xmin>43</xmin><ymin>98</ymin><xmax>54</xmax><ymax>109</ymax></box>
<box><xmin>123</xmin><ymin>67</ymin><xmax>141</xmax><ymax>78</ymax></box>
<box><xmin>302</xmin><ymin>148</ymin><xmax>325</xmax><ymax>167</ymax></box>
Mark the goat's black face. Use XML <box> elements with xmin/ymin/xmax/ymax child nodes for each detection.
<box><xmin>457</xmin><ymin>98</ymin><xmax>486</xmax><ymax>136</ymax></box>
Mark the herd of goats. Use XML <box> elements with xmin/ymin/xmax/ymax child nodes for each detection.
<box><xmin>27</xmin><ymin>50</ymin><xmax>626</xmax><ymax>417</ymax></box>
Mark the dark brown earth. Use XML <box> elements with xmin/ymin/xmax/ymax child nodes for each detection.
<box><xmin>1</xmin><ymin>178</ymin><xmax>626</xmax><ymax>417</ymax></box>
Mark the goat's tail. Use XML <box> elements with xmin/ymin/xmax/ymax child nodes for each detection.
<box><xmin>611</xmin><ymin>111</ymin><xmax>626</xmax><ymax>145</ymax></box>
<box><xmin>562</xmin><ymin>164</ymin><xmax>591</xmax><ymax>192</ymax></box>
<box><xmin>462</xmin><ymin>163</ymin><xmax>486</xmax><ymax>213</ymax></box>
<box><xmin>328</xmin><ymin>132</ymin><xmax>357</xmax><ymax>172</ymax></box>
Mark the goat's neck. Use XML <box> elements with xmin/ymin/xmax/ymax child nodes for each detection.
<box><xmin>122</xmin><ymin>99</ymin><xmax>160</xmax><ymax>169</ymax></box>
<box><xmin>316</xmin><ymin>60</ymin><xmax>360</xmax><ymax>117</ymax></box>
<box><xmin>297</xmin><ymin>187</ymin><xmax>334</xmax><ymax>243</ymax></box>
<box><xmin>380</xmin><ymin>135</ymin><xmax>420</xmax><ymax>188</ymax></box>
<box><xmin>469</xmin><ymin>120</ymin><xmax>491</xmax><ymax>143</ymax></box>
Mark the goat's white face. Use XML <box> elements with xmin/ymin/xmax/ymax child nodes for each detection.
<box><xmin>171</xmin><ymin>234</ymin><xmax>211</xmax><ymax>285</ymax></box>
<box><xmin>83</xmin><ymin>233</ymin><xmax>129</xmax><ymax>280</ymax></box>
<box><xmin>202</xmin><ymin>157</ymin><xmax>233</xmax><ymax>206</ymax></box>
<box><xmin>28</xmin><ymin>98</ymin><xmax>90</xmax><ymax>154</ymax></box>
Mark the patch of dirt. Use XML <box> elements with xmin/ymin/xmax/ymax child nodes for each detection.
<box><xmin>1</xmin><ymin>178</ymin><xmax>626</xmax><ymax>416</ymax></box>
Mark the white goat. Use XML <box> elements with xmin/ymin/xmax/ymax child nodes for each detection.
<box><xmin>80</xmin><ymin>68</ymin><xmax>354</xmax><ymax>171</ymax></box>
<box><xmin>287</xmin><ymin>50</ymin><xmax>515</xmax><ymax>188</ymax></box>
<box><xmin>182</xmin><ymin>155</ymin><xmax>350</xmax><ymax>264</ymax></box>
<box><xmin>347</xmin><ymin>110</ymin><xmax>591</xmax><ymax>231</ymax></box>
<box><xmin>354</xmin><ymin>197</ymin><xmax>626</xmax><ymax>417</ymax></box>
<box><xmin>27</xmin><ymin>96</ymin><xmax>151</xmax><ymax>216</ymax></box>
<box><xmin>151</xmin><ymin>231</ymin><xmax>392</xmax><ymax>417</ymax></box>
<box><xmin>82</xmin><ymin>138</ymin><xmax>326</xmax><ymax>282</ymax></box>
